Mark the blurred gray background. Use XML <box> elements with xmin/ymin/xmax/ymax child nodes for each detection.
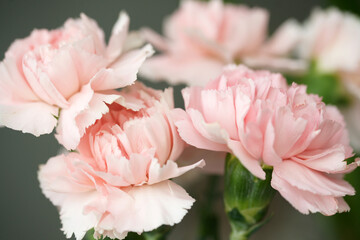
<box><xmin>0</xmin><ymin>0</ymin><xmax>334</xmax><ymax>239</ymax></box>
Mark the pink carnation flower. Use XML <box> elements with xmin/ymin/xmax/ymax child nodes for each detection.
<box><xmin>140</xmin><ymin>0</ymin><xmax>305</xmax><ymax>86</ymax></box>
<box><xmin>175</xmin><ymin>65</ymin><xmax>357</xmax><ymax>215</ymax></box>
<box><xmin>38</xmin><ymin>83</ymin><xmax>204</xmax><ymax>239</ymax></box>
<box><xmin>0</xmin><ymin>12</ymin><xmax>153</xmax><ymax>150</ymax></box>
<box><xmin>299</xmin><ymin>8</ymin><xmax>360</xmax><ymax>74</ymax></box>
<box><xmin>296</xmin><ymin>8</ymin><xmax>360</xmax><ymax>99</ymax></box>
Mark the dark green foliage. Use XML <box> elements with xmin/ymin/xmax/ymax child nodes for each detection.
<box><xmin>198</xmin><ymin>175</ymin><xmax>220</xmax><ymax>240</ymax></box>
<box><xmin>328</xmin><ymin>0</ymin><xmax>360</xmax><ymax>16</ymax></box>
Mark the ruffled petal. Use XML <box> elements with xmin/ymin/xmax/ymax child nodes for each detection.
<box><xmin>273</xmin><ymin>161</ymin><xmax>354</xmax><ymax>197</ymax></box>
<box><xmin>106</xmin><ymin>12</ymin><xmax>129</xmax><ymax>62</ymax></box>
<box><xmin>92</xmin><ymin>44</ymin><xmax>153</xmax><ymax>91</ymax></box>
<box><xmin>175</xmin><ymin>108</ymin><xmax>229</xmax><ymax>152</ymax></box>
<box><xmin>106</xmin><ymin>181</ymin><xmax>195</xmax><ymax>234</ymax></box>
<box><xmin>148</xmin><ymin>159</ymin><xmax>205</xmax><ymax>184</ymax></box>
<box><xmin>56</xmin><ymin>83</ymin><xmax>94</xmax><ymax>150</ymax></box>
<box><xmin>271</xmin><ymin>169</ymin><xmax>350</xmax><ymax>215</ymax></box>
<box><xmin>0</xmin><ymin>101</ymin><xmax>58</xmax><ymax>136</ymax></box>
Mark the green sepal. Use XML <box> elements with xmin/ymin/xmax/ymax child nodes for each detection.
<box><xmin>224</xmin><ymin>153</ymin><xmax>275</xmax><ymax>240</ymax></box>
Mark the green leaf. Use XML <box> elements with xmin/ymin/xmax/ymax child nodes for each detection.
<box><xmin>198</xmin><ymin>175</ymin><xmax>220</xmax><ymax>240</ymax></box>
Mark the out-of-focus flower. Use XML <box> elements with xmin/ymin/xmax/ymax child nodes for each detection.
<box><xmin>299</xmin><ymin>8</ymin><xmax>360</xmax><ymax>74</ymax></box>
<box><xmin>295</xmin><ymin>8</ymin><xmax>360</xmax><ymax>99</ymax></box>
<box><xmin>140</xmin><ymin>0</ymin><xmax>305</xmax><ymax>86</ymax></box>
<box><xmin>175</xmin><ymin>65</ymin><xmax>358</xmax><ymax>215</ymax></box>
<box><xmin>0</xmin><ymin>12</ymin><xmax>153</xmax><ymax>150</ymax></box>
<box><xmin>38</xmin><ymin>83</ymin><xmax>204</xmax><ymax>240</ymax></box>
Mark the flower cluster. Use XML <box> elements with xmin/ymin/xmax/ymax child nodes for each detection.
<box><xmin>1</xmin><ymin>1</ymin><xmax>359</xmax><ymax>240</ymax></box>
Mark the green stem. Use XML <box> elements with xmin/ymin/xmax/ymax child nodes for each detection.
<box><xmin>198</xmin><ymin>175</ymin><xmax>220</xmax><ymax>240</ymax></box>
<box><xmin>224</xmin><ymin>154</ymin><xmax>275</xmax><ymax>240</ymax></box>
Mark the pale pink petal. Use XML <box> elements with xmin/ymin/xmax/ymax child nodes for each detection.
<box><xmin>39</xmin><ymin>155</ymin><xmax>100</xmax><ymax>240</ymax></box>
<box><xmin>262</xmin><ymin>120</ymin><xmax>282</xmax><ymax>166</ymax></box>
<box><xmin>227</xmin><ymin>139</ymin><xmax>266</xmax><ymax>180</ymax></box>
<box><xmin>106</xmin><ymin>12</ymin><xmax>129</xmax><ymax>62</ymax></box>
<box><xmin>38</xmin><ymin>154</ymin><xmax>94</xmax><ymax>194</ymax></box>
<box><xmin>69</xmin><ymin>39</ymin><xmax>108</xmax><ymax>86</ymax></box>
<box><xmin>44</xmin><ymin>48</ymin><xmax>81</xmax><ymax>99</ymax></box>
<box><xmin>59</xmin><ymin>192</ymin><xmax>100</xmax><ymax>240</ymax></box>
<box><xmin>273</xmin><ymin>161</ymin><xmax>354</xmax><ymax>197</ymax></box>
<box><xmin>222</xmin><ymin>7</ymin><xmax>268</xmax><ymax>56</ymax></box>
<box><xmin>123</xmin><ymin>113</ymin><xmax>176</xmax><ymax>165</ymax></box>
<box><xmin>108</xmin><ymin>181</ymin><xmax>195</xmax><ymax>234</ymax></box>
<box><xmin>92</xmin><ymin>44</ymin><xmax>154</xmax><ymax>91</ymax></box>
<box><xmin>96</xmin><ymin>154</ymin><xmax>151</xmax><ymax>187</ymax></box>
<box><xmin>273</xmin><ymin>107</ymin><xmax>308</xmax><ymax>157</ymax></box>
<box><xmin>333</xmin><ymin>158</ymin><xmax>360</xmax><ymax>174</ymax></box>
<box><xmin>56</xmin><ymin>83</ymin><xmax>94</xmax><ymax>150</ymax></box>
<box><xmin>79</xmin><ymin>13</ymin><xmax>106</xmax><ymax>55</ymax></box>
<box><xmin>140</xmin><ymin>55</ymin><xmax>224</xmax><ymax>86</ymax></box>
<box><xmin>0</xmin><ymin>101</ymin><xmax>58</xmax><ymax>136</ymax></box>
<box><xmin>307</xmin><ymin>119</ymin><xmax>344</xmax><ymax>150</ymax></box>
<box><xmin>0</xmin><ymin>59</ymin><xmax>38</xmax><ymax>102</ymax></box>
<box><xmin>200</xmin><ymin>89</ymin><xmax>238</xmax><ymax>139</ymax></box>
<box><xmin>75</xmin><ymin>92</ymin><xmax>120</xmax><ymax>138</ymax></box>
<box><xmin>271</xmin><ymin>170</ymin><xmax>349</xmax><ymax>215</ymax></box>
<box><xmin>294</xmin><ymin>145</ymin><xmax>347</xmax><ymax>173</ymax></box>
<box><xmin>262</xmin><ymin>19</ymin><xmax>301</xmax><ymax>56</ymax></box>
<box><xmin>148</xmin><ymin>159</ymin><xmax>205</xmax><ymax>184</ymax></box>
<box><xmin>175</xmin><ymin>108</ymin><xmax>229</xmax><ymax>152</ymax></box>
<box><xmin>22</xmin><ymin>52</ymin><xmax>69</xmax><ymax>108</ymax></box>
<box><xmin>141</xmin><ymin>27</ymin><xmax>169</xmax><ymax>52</ymax></box>
<box><xmin>182</xmin><ymin>86</ymin><xmax>204</xmax><ymax>111</ymax></box>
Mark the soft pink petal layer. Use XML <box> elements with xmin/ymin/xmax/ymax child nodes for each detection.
<box><xmin>273</xmin><ymin>161</ymin><xmax>354</xmax><ymax>196</ymax></box>
<box><xmin>106</xmin><ymin>12</ymin><xmax>129</xmax><ymax>62</ymax></box>
<box><xmin>75</xmin><ymin>92</ymin><xmax>120</xmax><ymax>139</ymax></box>
<box><xmin>175</xmin><ymin>109</ymin><xmax>229</xmax><ymax>152</ymax></box>
<box><xmin>39</xmin><ymin>155</ymin><xmax>100</xmax><ymax>240</ymax></box>
<box><xmin>106</xmin><ymin>181</ymin><xmax>195</xmax><ymax>234</ymax></box>
<box><xmin>0</xmin><ymin>59</ymin><xmax>38</xmax><ymax>102</ymax></box>
<box><xmin>140</xmin><ymin>55</ymin><xmax>224</xmax><ymax>86</ymax></box>
<box><xmin>271</xmin><ymin>168</ymin><xmax>350</xmax><ymax>215</ymax></box>
<box><xmin>56</xmin><ymin>84</ymin><xmax>94</xmax><ymax>150</ymax></box>
<box><xmin>0</xmin><ymin>101</ymin><xmax>58</xmax><ymax>136</ymax></box>
<box><xmin>148</xmin><ymin>159</ymin><xmax>205</xmax><ymax>184</ymax></box>
<box><xmin>92</xmin><ymin>44</ymin><xmax>153</xmax><ymax>91</ymax></box>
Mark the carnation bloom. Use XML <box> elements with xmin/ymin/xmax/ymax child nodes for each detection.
<box><xmin>175</xmin><ymin>65</ymin><xmax>357</xmax><ymax>215</ymax></box>
<box><xmin>299</xmin><ymin>8</ymin><xmax>360</xmax><ymax>74</ymax></box>
<box><xmin>296</xmin><ymin>8</ymin><xmax>360</xmax><ymax>98</ymax></box>
<box><xmin>140</xmin><ymin>0</ymin><xmax>305</xmax><ymax>86</ymax></box>
<box><xmin>0</xmin><ymin>12</ymin><xmax>153</xmax><ymax>150</ymax></box>
<box><xmin>38</xmin><ymin>83</ymin><xmax>204</xmax><ymax>239</ymax></box>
